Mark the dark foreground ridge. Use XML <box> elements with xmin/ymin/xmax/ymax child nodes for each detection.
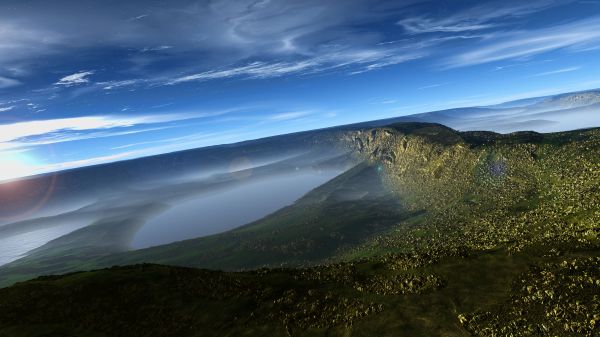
<box><xmin>0</xmin><ymin>123</ymin><xmax>598</xmax><ymax>336</ymax></box>
<box><xmin>0</xmin><ymin>250</ymin><xmax>598</xmax><ymax>336</ymax></box>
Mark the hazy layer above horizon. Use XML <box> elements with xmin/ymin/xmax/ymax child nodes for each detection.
<box><xmin>0</xmin><ymin>147</ymin><xmax>352</xmax><ymax>267</ymax></box>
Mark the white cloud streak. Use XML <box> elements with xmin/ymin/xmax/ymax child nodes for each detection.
<box><xmin>528</xmin><ymin>66</ymin><xmax>581</xmax><ymax>77</ymax></box>
<box><xmin>397</xmin><ymin>1</ymin><xmax>566</xmax><ymax>34</ymax></box>
<box><xmin>0</xmin><ymin>113</ymin><xmax>199</xmax><ymax>151</ymax></box>
<box><xmin>99</xmin><ymin>79</ymin><xmax>144</xmax><ymax>90</ymax></box>
<box><xmin>127</xmin><ymin>14</ymin><xmax>148</xmax><ymax>21</ymax></box>
<box><xmin>418</xmin><ymin>83</ymin><xmax>450</xmax><ymax>90</ymax></box>
<box><xmin>0</xmin><ymin>22</ymin><xmax>63</xmax><ymax>70</ymax></box>
<box><xmin>168</xmin><ymin>61</ymin><xmax>316</xmax><ymax>84</ymax></box>
<box><xmin>398</xmin><ymin>18</ymin><xmax>495</xmax><ymax>34</ymax></box>
<box><xmin>445</xmin><ymin>17</ymin><xmax>600</xmax><ymax>67</ymax></box>
<box><xmin>0</xmin><ymin>0</ymin><xmax>588</xmax><ymax>96</ymax></box>
<box><xmin>55</xmin><ymin>71</ymin><xmax>95</xmax><ymax>86</ymax></box>
<box><xmin>268</xmin><ymin>111</ymin><xmax>313</xmax><ymax>121</ymax></box>
<box><xmin>168</xmin><ymin>47</ymin><xmax>424</xmax><ymax>84</ymax></box>
<box><xmin>0</xmin><ymin>76</ymin><xmax>21</xmax><ymax>89</ymax></box>
<box><xmin>0</xmin><ymin>0</ymin><xmax>416</xmax><ymax>87</ymax></box>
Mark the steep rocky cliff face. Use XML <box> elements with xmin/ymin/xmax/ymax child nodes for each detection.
<box><xmin>340</xmin><ymin>124</ymin><xmax>476</xmax><ymax>212</ymax></box>
<box><xmin>337</xmin><ymin>123</ymin><xmax>600</xmax><ymax>255</ymax></box>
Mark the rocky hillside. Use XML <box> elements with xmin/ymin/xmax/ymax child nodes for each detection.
<box><xmin>338</xmin><ymin>123</ymin><xmax>599</xmax><ymax>257</ymax></box>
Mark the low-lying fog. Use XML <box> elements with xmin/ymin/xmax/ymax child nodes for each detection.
<box><xmin>0</xmin><ymin>220</ymin><xmax>87</xmax><ymax>266</ymax></box>
<box><xmin>0</xmin><ymin>150</ymin><xmax>353</xmax><ymax>267</ymax></box>
<box><xmin>132</xmin><ymin>170</ymin><xmax>339</xmax><ymax>248</ymax></box>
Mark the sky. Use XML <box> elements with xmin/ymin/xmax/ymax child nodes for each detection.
<box><xmin>1</xmin><ymin>0</ymin><xmax>600</xmax><ymax>180</ymax></box>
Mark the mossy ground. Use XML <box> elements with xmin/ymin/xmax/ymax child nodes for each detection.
<box><xmin>0</xmin><ymin>243</ymin><xmax>597</xmax><ymax>336</ymax></box>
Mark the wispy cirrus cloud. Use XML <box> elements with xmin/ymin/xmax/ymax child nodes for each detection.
<box><xmin>418</xmin><ymin>82</ymin><xmax>450</xmax><ymax>90</ymax></box>
<box><xmin>444</xmin><ymin>16</ymin><xmax>600</xmax><ymax>68</ymax></box>
<box><xmin>168</xmin><ymin>61</ymin><xmax>316</xmax><ymax>84</ymax></box>
<box><xmin>140</xmin><ymin>45</ymin><xmax>172</xmax><ymax>52</ymax></box>
<box><xmin>1</xmin><ymin>0</ymin><xmax>576</xmax><ymax>96</ymax></box>
<box><xmin>168</xmin><ymin>47</ymin><xmax>424</xmax><ymax>85</ymax></box>
<box><xmin>0</xmin><ymin>0</ymin><xmax>588</xmax><ymax>96</ymax></box>
<box><xmin>0</xmin><ymin>0</ymin><xmax>417</xmax><ymax>87</ymax></box>
<box><xmin>528</xmin><ymin>66</ymin><xmax>581</xmax><ymax>77</ymax></box>
<box><xmin>397</xmin><ymin>0</ymin><xmax>567</xmax><ymax>34</ymax></box>
<box><xmin>127</xmin><ymin>14</ymin><xmax>149</xmax><ymax>22</ymax></box>
<box><xmin>0</xmin><ymin>104</ymin><xmax>261</xmax><ymax>152</ymax></box>
<box><xmin>370</xmin><ymin>99</ymin><xmax>397</xmax><ymax>105</ymax></box>
<box><xmin>348</xmin><ymin>53</ymin><xmax>424</xmax><ymax>75</ymax></box>
<box><xmin>0</xmin><ymin>113</ymin><xmax>198</xmax><ymax>151</ymax></box>
<box><xmin>99</xmin><ymin>79</ymin><xmax>145</xmax><ymax>90</ymax></box>
<box><xmin>492</xmin><ymin>59</ymin><xmax>554</xmax><ymax>71</ymax></box>
<box><xmin>55</xmin><ymin>71</ymin><xmax>95</xmax><ymax>86</ymax></box>
<box><xmin>268</xmin><ymin>111</ymin><xmax>313</xmax><ymax>121</ymax></box>
<box><xmin>397</xmin><ymin>18</ymin><xmax>494</xmax><ymax>34</ymax></box>
<box><xmin>0</xmin><ymin>76</ymin><xmax>21</xmax><ymax>89</ymax></box>
<box><xmin>46</xmin><ymin>46</ymin><xmax>423</xmax><ymax>93</ymax></box>
<box><xmin>0</xmin><ymin>22</ymin><xmax>63</xmax><ymax>73</ymax></box>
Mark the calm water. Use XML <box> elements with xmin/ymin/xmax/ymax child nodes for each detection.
<box><xmin>0</xmin><ymin>168</ymin><xmax>342</xmax><ymax>266</ymax></box>
<box><xmin>0</xmin><ymin>220</ymin><xmax>88</xmax><ymax>266</ymax></box>
<box><xmin>131</xmin><ymin>170</ymin><xmax>339</xmax><ymax>249</ymax></box>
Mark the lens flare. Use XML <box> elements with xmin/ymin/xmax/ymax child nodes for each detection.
<box><xmin>0</xmin><ymin>151</ymin><xmax>38</xmax><ymax>181</ymax></box>
<box><xmin>0</xmin><ymin>151</ymin><xmax>58</xmax><ymax>221</ymax></box>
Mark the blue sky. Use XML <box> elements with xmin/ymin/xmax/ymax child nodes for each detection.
<box><xmin>1</xmin><ymin>0</ymin><xmax>600</xmax><ymax>180</ymax></box>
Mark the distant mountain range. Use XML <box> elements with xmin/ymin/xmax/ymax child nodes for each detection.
<box><xmin>3</xmin><ymin>87</ymin><xmax>600</xmax><ymax>190</ymax></box>
<box><xmin>359</xmin><ymin>89</ymin><xmax>600</xmax><ymax>133</ymax></box>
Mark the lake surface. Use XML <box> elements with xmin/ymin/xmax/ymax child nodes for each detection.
<box><xmin>0</xmin><ymin>220</ymin><xmax>88</xmax><ymax>266</ymax></box>
<box><xmin>131</xmin><ymin>169</ymin><xmax>340</xmax><ymax>249</ymax></box>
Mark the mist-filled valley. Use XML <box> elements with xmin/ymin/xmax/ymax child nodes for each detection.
<box><xmin>132</xmin><ymin>170</ymin><xmax>340</xmax><ymax>249</ymax></box>
<box><xmin>0</xmin><ymin>134</ymin><xmax>354</xmax><ymax>269</ymax></box>
<box><xmin>0</xmin><ymin>165</ymin><xmax>344</xmax><ymax>266</ymax></box>
<box><xmin>0</xmin><ymin>220</ymin><xmax>84</xmax><ymax>265</ymax></box>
